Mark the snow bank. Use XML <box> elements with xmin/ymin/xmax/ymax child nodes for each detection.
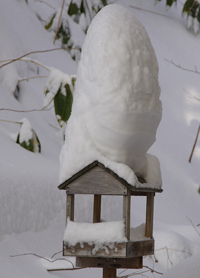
<box><xmin>154</xmin><ymin>230</ymin><xmax>200</xmax><ymax>269</ymax></box>
<box><xmin>59</xmin><ymin>4</ymin><xmax>162</xmax><ymax>187</ymax></box>
<box><xmin>162</xmin><ymin>251</ymin><xmax>200</xmax><ymax>278</ymax></box>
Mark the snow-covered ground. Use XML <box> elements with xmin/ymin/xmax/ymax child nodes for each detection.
<box><xmin>1</xmin><ymin>0</ymin><xmax>200</xmax><ymax>277</ymax></box>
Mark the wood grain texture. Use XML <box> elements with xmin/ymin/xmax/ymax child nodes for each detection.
<box><xmin>93</xmin><ymin>194</ymin><xmax>101</xmax><ymax>223</ymax></box>
<box><xmin>66</xmin><ymin>194</ymin><xmax>74</xmax><ymax>222</ymax></box>
<box><xmin>123</xmin><ymin>189</ymin><xmax>131</xmax><ymax>240</ymax></box>
<box><xmin>145</xmin><ymin>192</ymin><xmax>154</xmax><ymax>238</ymax></box>
<box><xmin>65</xmin><ymin>166</ymin><xmax>128</xmax><ymax>195</ymax></box>
<box><xmin>103</xmin><ymin>268</ymin><xmax>116</xmax><ymax>278</ymax></box>
<box><xmin>63</xmin><ymin>239</ymin><xmax>154</xmax><ymax>258</ymax></box>
<box><xmin>126</xmin><ymin>239</ymin><xmax>154</xmax><ymax>257</ymax></box>
<box><xmin>63</xmin><ymin>242</ymin><xmax>126</xmax><ymax>258</ymax></box>
<box><xmin>76</xmin><ymin>256</ymin><xmax>143</xmax><ymax>269</ymax></box>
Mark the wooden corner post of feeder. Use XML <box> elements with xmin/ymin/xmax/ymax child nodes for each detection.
<box><xmin>58</xmin><ymin>161</ymin><xmax>162</xmax><ymax>278</ymax></box>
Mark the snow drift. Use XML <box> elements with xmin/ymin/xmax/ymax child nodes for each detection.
<box><xmin>59</xmin><ymin>4</ymin><xmax>162</xmax><ymax>183</ymax></box>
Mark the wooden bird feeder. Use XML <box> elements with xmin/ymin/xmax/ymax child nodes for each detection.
<box><xmin>58</xmin><ymin>160</ymin><xmax>162</xmax><ymax>278</ymax></box>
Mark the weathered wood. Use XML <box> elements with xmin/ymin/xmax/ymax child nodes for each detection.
<box><xmin>126</xmin><ymin>239</ymin><xmax>154</xmax><ymax>257</ymax></box>
<box><xmin>63</xmin><ymin>240</ymin><xmax>154</xmax><ymax>258</ymax></box>
<box><xmin>103</xmin><ymin>268</ymin><xmax>116</xmax><ymax>278</ymax></box>
<box><xmin>145</xmin><ymin>192</ymin><xmax>154</xmax><ymax>238</ymax></box>
<box><xmin>123</xmin><ymin>189</ymin><xmax>131</xmax><ymax>240</ymax></box>
<box><xmin>76</xmin><ymin>256</ymin><xmax>143</xmax><ymax>269</ymax></box>
<box><xmin>65</xmin><ymin>166</ymin><xmax>128</xmax><ymax>195</ymax></box>
<box><xmin>63</xmin><ymin>242</ymin><xmax>126</xmax><ymax>258</ymax></box>
<box><xmin>93</xmin><ymin>194</ymin><xmax>101</xmax><ymax>223</ymax></box>
<box><xmin>66</xmin><ymin>194</ymin><xmax>74</xmax><ymax>222</ymax></box>
<box><xmin>58</xmin><ymin>160</ymin><xmax>163</xmax><ymax>194</ymax></box>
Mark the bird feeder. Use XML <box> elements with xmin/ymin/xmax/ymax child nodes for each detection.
<box><xmin>58</xmin><ymin>160</ymin><xmax>162</xmax><ymax>277</ymax></box>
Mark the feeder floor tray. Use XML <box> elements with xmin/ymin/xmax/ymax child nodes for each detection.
<box><xmin>63</xmin><ymin>239</ymin><xmax>154</xmax><ymax>258</ymax></box>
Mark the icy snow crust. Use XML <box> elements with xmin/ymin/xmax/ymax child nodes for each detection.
<box><xmin>59</xmin><ymin>4</ymin><xmax>162</xmax><ymax>187</ymax></box>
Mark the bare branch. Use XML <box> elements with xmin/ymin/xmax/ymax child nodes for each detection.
<box><xmin>184</xmin><ymin>89</ymin><xmax>200</xmax><ymax>102</ymax></box>
<box><xmin>188</xmin><ymin>125</ymin><xmax>200</xmax><ymax>163</ymax></box>
<box><xmin>18</xmin><ymin>76</ymin><xmax>48</xmax><ymax>82</ymax></box>
<box><xmin>130</xmin><ymin>5</ymin><xmax>174</xmax><ymax>19</ymax></box>
<box><xmin>0</xmin><ymin>47</ymin><xmax>81</xmax><ymax>69</ymax></box>
<box><xmin>51</xmin><ymin>250</ymin><xmax>62</xmax><ymax>259</ymax></box>
<box><xmin>47</xmin><ymin>267</ymin><xmax>87</xmax><ymax>272</ymax></box>
<box><xmin>54</xmin><ymin>0</ymin><xmax>65</xmax><ymax>44</ymax></box>
<box><xmin>49</xmin><ymin>123</ymin><xmax>60</xmax><ymax>130</ymax></box>
<box><xmin>165</xmin><ymin>59</ymin><xmax>200</xmax><ymax>75</ymax></box>
<box><xmin>0</xmin><ymin>57</ymin><xmax>50</xmax><ymax>71</ymax></box>
<box><xmin>143</xmin><ymin>266</ymin><xmax>163</xmax><ymax>275</ymax></box>
<box><xmin>0</xmin><ymin>107</ymin><xmax>53</xmax><ymax>113</ymax></box>
<box><xmin>34</xmin><ymin>0</ymin><xmax>56</xmax><ymax>9</ymax></box>
<box><xmin>186</xmin><ymin>216</ymin><xmax>200</xmax><ymax>236</ymax></box>
<box><xmin>0</xmin><ymin>119</ymin><xmax>22</xmax><ymax>125</ymax></box>
<box><xmin>10</xmin><ymin>252</ymin><xmax>75</xmax><ymax>268</ymax></box>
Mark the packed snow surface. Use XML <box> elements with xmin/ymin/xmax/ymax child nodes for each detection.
<box><xmin>59</xmin><ymin>4</ymin><xmax>162</xmax><ymax>185</ymax></box>
<box><xmin>64</xmin><ymin>218</ymin><xmax>127</xmax><ymax>246</ymax></box>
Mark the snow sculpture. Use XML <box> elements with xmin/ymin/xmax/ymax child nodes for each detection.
<box><xmin>59</xmin><ymin>4</ymin><xmax>162</xmax><ymax>185</ymax></box>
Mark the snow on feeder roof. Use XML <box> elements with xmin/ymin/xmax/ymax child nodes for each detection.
<box><xmin>59</xmin><ymin>4</ymin><xmax>162</xmax><ymax>188</ymax></box>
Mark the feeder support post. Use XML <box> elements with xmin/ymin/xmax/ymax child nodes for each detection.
<box><xmin>103</xmin><ymin>268</ymin><xmax>116</xmax><ymax>278</ymax></box>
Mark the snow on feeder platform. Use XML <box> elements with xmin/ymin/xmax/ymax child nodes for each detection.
<box><xmin>58</xmin><ymin>3</ymin><xmax>162</xmax><ymax>276</ymax></box>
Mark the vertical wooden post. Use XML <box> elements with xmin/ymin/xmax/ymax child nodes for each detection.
<box><xmin>123</xmin><ymin>189</ymin><xmax>131</xmax><ymax>240</ymax></box>
<box><xmin>103</xmin><ymin>268</ymin><xmax>116</xmax><ymax>278</ymax></box>
<box><xmin>145</xmin><ymin>192</ymin><xmax>154</xmax><ymax>238</ymax></box>
<box><xmin>66</xmin><ymin>193</ymin><xmax>74</xmax><ymax>223</ymax></box>
<box><xmin>93</xmin><ymin>194</ymin><xmax>101</xmax><ymax>223</ymax></box>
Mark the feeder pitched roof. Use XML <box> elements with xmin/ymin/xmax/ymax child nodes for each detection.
<box><xmin>58</xmin><ymin>161</ymin><xmax>162</xmax><ymax>195</ymax></box>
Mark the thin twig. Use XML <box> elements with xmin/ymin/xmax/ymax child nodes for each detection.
<box><xmin>186</xmin><ymin>216</ymin><xmax>200</xmax><ymax>236</ymax></box>
<box><xmin>0</xmin><ymin>119</ymin><xmax>22</xmax><ymax>125</ymax></box>
<box><xmin>0</xmin><ymin>47</ymin><xmax>81</xmax><ymax>69</ymax></box>
<box><xmin>165</xmin><ymin>59</ymin><xmax>200</xmax><ymax>75</ymax></box>
<box><xmin>54</xmin><ymin>0</ymin><xmax>65</xmax><ymax>44</ymax></box>
<box><xmin>0</xmin><ymin>107</ymin><xmax>53</xmax><ymax>113</ymax></box>
<box><xmin>184</xmin><ymin>89</ymin><xmax>200</xmax><ymax>102</ymax></box>
<box><xmin>84</xmin><ymin>0</ymin><xmax>92</xmax><ymax>22</ymax></box>
<box><xmin>34</xmin><ymin>0</ymin><xmax>55</xmax><ymax>9</ymax></box>
<box><xmin>49</xmin><ymin>123</ymin><xmax>60</xmax><ymax>130</ymax></box>
<box><xmin>47</xmin><ymin>267</ymin><xmax>87</xmax><ymax>272</ymax></box>
<box><xmin>10</xmin><ymin>252</ymin><xmax>75</xmax><ymax>268</ymax></box>
<box><xmin>18</xmin><ymin>76</ymin><xmax>48</xmax><ymax>82</ymax></box>
<box><xmin>188</xmin><ymin>124</ymin><xmax>200</xmax><ymax>163</ymax></box>
<box><xmin>143</xmin><ymin>266</ymin><xmax>163</xmax><ymax>275</ymax></box>
<box><xmin>130</xmin><ymin>5</ymin><xmax>174</xmax><ymax>19</ymax></box>
<box><xmin>0</xmin><ymin>58</ymin><xmax>50</xmax><ymax>71</ymax></box>
<box><xmin>117</xmin><ymin>266</ymin><xmax>163</xmax><ymax>278</ymax></box>
<box><xmin>51</xmin><ymin>250</ymin><xmax>62</xmax><ymax>259</ymax></box>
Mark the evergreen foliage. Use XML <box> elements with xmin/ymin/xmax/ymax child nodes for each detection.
<box><xmin>156</xmin><ymin>0</ymin><xmax>200</xmax><ymax>33</ymax></box>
